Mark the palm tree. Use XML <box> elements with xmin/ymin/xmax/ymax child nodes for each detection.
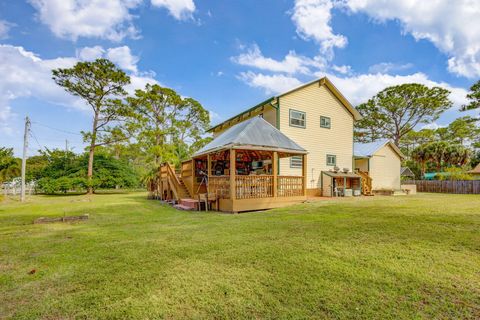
<box><xmin>411</xmin><ymin>145</ymin><xmax>430</xmax><ymax>178</ymax></box>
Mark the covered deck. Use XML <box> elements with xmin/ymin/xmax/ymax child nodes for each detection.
<box><xmin>192</xmin><ymin>147</ymin><xmax>307</xmax><ymax>212</ymax></box>
<box><xmin>159</xmin><ymin>117</ymin><xmax>308</xmax><ymax>213</ymax></box>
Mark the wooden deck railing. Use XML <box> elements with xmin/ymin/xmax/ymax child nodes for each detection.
<box><xmin>208</xmin><ymin>176</ymin><xmax>230</xmax><ymax>199</ymax></box>
<box><xmin>278</xmin><ymin>176</ymin><xmax>304</xmax><ymax>197</ymax></box>
<box><xmin>235</xmin><ymin>175</ymin><xmax>274</xmax><ymax>199</ymax></box>
<box><xmin>206</xmin><ymin>175</ymin><xmax>304</xmax><ymax>199</ymax></box>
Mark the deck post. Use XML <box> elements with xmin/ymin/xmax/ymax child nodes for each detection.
<box><xmin>302</xmin><ymin>154</ymin><xmax>307</xmax><ymax>197</ymax></box>
<box><xmin>229</xmin><ymin>149</ymin><xmax>236</xmax><ymax>200</ymax></box>
<box><xmin>207</xmin><ymin>153</ymin><xmax>211</xmax><ymax>194</ymax></box>
<box><xmin>272</xmin><ymin>151</ymin><xmax>278</xmax><ymax>198</ymax></box>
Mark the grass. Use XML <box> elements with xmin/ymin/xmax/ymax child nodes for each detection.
<box><xmin>1</xmin><ymin>193</ymin><xmax>479</xmax><ymax>319</ymax></box>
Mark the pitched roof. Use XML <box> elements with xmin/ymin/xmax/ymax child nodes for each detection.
<box><xmin>354</xmin><ymin>139</ymin><xmax>405</xmax><ymax>159</ymax></box>
<box><xmin>194</xmin><ymin>116</ymin><xmax>307</xmax><ymax>157</ymax></box>
<box><xmin>207</xmin><ymin>76</ymin><xmax>361</xmax><ymax>132</ymax></box>
<box><xmin>401</xmin><ymin>167</ymin><xmax>415</xmax><ymax>177</ymax></box>
<box><xmin>468</xmin><ymin>163</ymin><xmax>480</xmax><ymax>174</ymax></box>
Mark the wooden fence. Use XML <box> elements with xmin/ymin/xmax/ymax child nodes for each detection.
<box><xmin>404</xmin><ymin>180</ymin><xmax>480</xmax><ymax>194</ymax></box>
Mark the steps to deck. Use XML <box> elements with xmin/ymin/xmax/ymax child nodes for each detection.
<box><xmin>175</xmin><ymin>198</ymin><xmax>198</xmax><ymax>211</ymax></box>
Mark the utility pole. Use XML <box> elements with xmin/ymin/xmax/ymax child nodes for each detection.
<box><xmin>21</xmin><ymin>116</ymin><xmax>30</xmax><ymax>202</ymax></box>
<box><xmin>65</xmin><ymin>139</ymin><xmax>68</xmax><ymax>175</ymax></box>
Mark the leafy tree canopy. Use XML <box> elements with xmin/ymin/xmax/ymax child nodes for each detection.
<box><xmin>52</xmin><ymin>58</ymin><xmax>131</xmax><ymax>194</ymax></box>
<box><xmin>462</xmin><ymin>79</ymin><xmax>480</xmax><ymax>114</ymax></box>
<box><xmin>355</xmin><ymin>83</ymin><xmax>452</xmax><ymax>145</ymax></box>
<box><xmin>33</xmin><ymin>149</ymin><xmax>140</xmax><ymax>194</ymax></box>
<box><xmin>0</xmin><ymin>147</ymin><xmax>20</xmax><ymax>183</ymax></box>
<box><xmin>128</xmin><ymin>83</ymin><xmax>211</xmax><ymax>168</ymax></box>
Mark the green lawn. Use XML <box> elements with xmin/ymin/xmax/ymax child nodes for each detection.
<box><xmin>1</xmin><ymin>193</ymin><xmax>479</xmax><ymax>319</ymax></box>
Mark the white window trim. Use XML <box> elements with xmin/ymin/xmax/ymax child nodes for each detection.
<box><xmin>326</xmin><ymin>154</ymin><xmax>336</xmax><ymax>166</ymax></box>
<box><xmin>289</xmin><ymin>109</ymin><xmax>306</xmax><ymax>128</ymax></box>
<box><xmin>290</xmin><ymin>156</ymin><xmax>303</xmax><ymax>168</ymax></box>
<box><xmin>320</xmin><ymin>116</ymin><xmax>331</xmax><ymax>129</ymax></box>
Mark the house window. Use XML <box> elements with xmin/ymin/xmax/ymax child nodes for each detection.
<box><xmin>290</xmin><ymin>156</ymin><xmax>303</xmax><ymax>168</ymax></box>
<box><xmin>326</xmin><ymin>154</ymin><xmax>336</xmax><ymax>166</ymax></box>
<box><xmin>320</xmin><ymin>116</ymin><xmax>331</xmax><ymax>129</ymax></box>
<box><xmin>289</xmin><ymin>109</ymin><xmax>306</xmax><ymax>128</ymax></box>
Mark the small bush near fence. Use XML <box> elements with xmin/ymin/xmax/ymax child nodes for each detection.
<box><xmin>404</xmin><ymin>180</ymin><xmax>480</xmax><ymax>194</ymax></box>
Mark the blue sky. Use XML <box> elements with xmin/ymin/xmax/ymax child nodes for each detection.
<box><xmin>1</xmin><ymin>0</ymin><xmax>479</xmax><ymax>156</ymax></box>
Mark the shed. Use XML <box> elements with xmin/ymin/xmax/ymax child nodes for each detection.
<box><xmin>354</xmin><ymin>139</ymin><xmax>404</xmax><ymax>191</ymax></box>
<box><xmin>468</xmin><ymin>163</ymin><xmax>480</xmax><ymax>179</ymax></box>
<box><xmin>401</xmin><ymin>167</ymin><xmax>415</xmax><ymax>179</ymax></box>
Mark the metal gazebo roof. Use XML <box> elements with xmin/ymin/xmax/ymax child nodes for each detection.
<box><xmin>193</xmin><ymin>116</ymin><xmax>307</xmax><ymax>157</ymax></box>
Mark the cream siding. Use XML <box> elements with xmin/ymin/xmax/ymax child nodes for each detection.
<box><xmin>279</xmin><ymin>82</ymin><xmax>354</xmax><ymax>190</ymax></box>
<box><xmin>322</xmin><ymin>174</ymin><xmax>332</xmax><ymax>197</ymax></box>
<box><xmin>368</xmin><ymin>144</ymin><xmax>401</xmax><ymax>190</ymax></box>
<box><xmin>212</xmin><ymin>105</ymin><xmax>277</xmax><ymax>138</ymax></box>
<box><xmin>354</xmin><ymin>158</ymin><xmax>369</xmax><ymax>172</ymax></box>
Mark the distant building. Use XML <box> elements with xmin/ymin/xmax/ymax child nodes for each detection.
<box><xmin>401</xmin><ymin>167</ymin><xmax>415</xmax><ymax>179</ymax></box>
<box><xmin>468</xmin><ymin>163</ymin><xmax>480</xmax><ymax>179</ymax></box>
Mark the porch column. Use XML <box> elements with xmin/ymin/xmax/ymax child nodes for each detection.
<box><xmin>302</xmin><ymin>154</ymin><xmax>307</xmax><ymax>197</ymax></box>
<box><xmin>229</xmin><ymin>149</ymin><xmax>236</xmax><ymax>200</ymax></box>
<box><xmin>272</xmin><ymin>151</ymin><xmax>278</xmax><ymax>198</ymax></box>
<box><xmin>207</xmin><ymin>153</ymin><xmax>211</xmax><ymax>194</ymax></box>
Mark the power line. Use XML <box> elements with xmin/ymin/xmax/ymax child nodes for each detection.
<box><xmin>29</xmin><ymin>129</ymin><xmax>43</xmax><ymax>150</ymax></box>
<box><xmin>31</xmin><ymin>121</ymin><xmax>83</xmax><ymax>136</ymax></box>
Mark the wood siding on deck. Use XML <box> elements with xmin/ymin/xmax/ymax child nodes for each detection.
<box><xmin>279</xmin><ymin>83</ymin><xmax>354</xmax><ymax>189</ymax></box>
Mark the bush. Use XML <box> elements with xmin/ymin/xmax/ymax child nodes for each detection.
<box><xmin>438</xmin><ymin>167</ymin><xmax>473</xmax><ymax>181</ymax></box>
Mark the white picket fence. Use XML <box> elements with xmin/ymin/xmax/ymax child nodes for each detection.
<box><xmin>2</xmin><ymin>179</ymin><xmax>36</xmax><ymax>196</ymax></box>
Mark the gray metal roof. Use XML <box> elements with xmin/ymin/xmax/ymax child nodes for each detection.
<box><xmin>194</xmin><ymin>116</ymin><xmax>307</xmax><ymax>157</ymax></box>
<box><xmin>401</xmin><ymin>167</ymin><xmax>415</xmax><ymax>177</ymax></box>
<box><xmin>354</xmin><ymin>139</ymin><xmax>405</xmax><ymax>159</ymax></box>
<box><xmin>354</xmin><ymin>139</ymin><xmax>389</xmax><ymax>158</ymax></box>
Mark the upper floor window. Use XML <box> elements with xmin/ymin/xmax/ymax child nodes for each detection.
<box><xmin>290</xmin><ymin>156</ymin><xmax>303</xmax><ymax>168</ymax></box>
<box><xmin>326</xmin><ymin>154</ymin><xmax>336</xmax><ymax>166</ymax></box>
<box><xmin>320</xmin><ymin>116</ymin><xmax>331</xmax><ymax>129</ymax></box>
<box><xmin>289</xmin><ymin>109</ymin><xmax>306</xmax><ymax>128</ymax></box>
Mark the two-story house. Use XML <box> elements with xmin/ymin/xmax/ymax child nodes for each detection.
<box><xmin>208</xmin><ymin>77</ymin><xmax>362</xmax><ymax>196</ymax></box>
<box><xmin>155</xmin><ymin>77</ymin><xmax>403</xmax><ymax>212</ymax></box>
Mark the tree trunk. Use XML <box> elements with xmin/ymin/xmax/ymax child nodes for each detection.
<box><xmin>87</xmin><ymin>113</ymin><xmax>99</xmax><ymax>195</ymax></box>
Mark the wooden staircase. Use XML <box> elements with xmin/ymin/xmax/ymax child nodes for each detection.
<box><xmin>160</xmin><ymin>163</ymin><xmax>192</xmax><ymax>201</ymax></box>
<box><xmin>356</xmin><ymin>170</ymin><xmax>373</xmax><ymax>196</ymax></box>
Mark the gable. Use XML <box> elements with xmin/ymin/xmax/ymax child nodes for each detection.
<box><xmin>279</xmin><ymin>77</ymin><xmax>361</xmax><ymax>121</ymax></box>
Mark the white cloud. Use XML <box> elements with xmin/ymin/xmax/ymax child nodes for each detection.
<box><xmin>0</xmin><ymin>20</ymin><xmax>13</xmax><ymax>39</ymax></box>
<box><xmin>77</xmin><ymin>45</ymin><xmax>139</xmax><ymax>73</ymax></box>
<box><xmin>106</xmin><ymin>46</ymin><xmax>139</xmax><ymax>73</ymax></box>
<box><xmin>151</xmin><ymin>0</ymin><xmax>195</xmax><ymax>20</ymax></box>
<box><xmin>291</xmin><ymin>0</ymin><xmax>347</xmax><ymax>58</ymax></box>
<box><xmin>237</xmin><ymin>72</ymin><xmax>302</xmax><ymax>94</ymax></box>
<box><xmin>0</xmin><ymin>45</ymin><xmax>82</xmax><ymax>134</ymax></box>
<box><xmin>368</xmin><ymin>62</ymin><xmax>413</xmax><ymax>74</ymax></box>
<box><xmin>340</xmin><ymin>0</ymin><xmax>480</xmax><ymax>78</ymax></box>
<box><xmin>0</xmin><ymin>45</ymin><xmax>159</xmax><ymax>135</ymax></box>
<box><xmin>231</xmin><ymin>44</ymin><xmax>326</xmax><ymax>75</ymax></box>
<box><xmin>331</xmin><ymin>64</ymin><xmax>351</xmax><ymax>75</ymax></box>
<box><xmin>323</xmin><ymin>72</ymin><xmax>468</xmax><ymax>107</ymax></box>
<box><xmin>28</xmin><ymin>0</ymin><xmax>141</xmax><ymax>41</ymax></box>
<box><xmin>76</xmin><ymin>45</ymin><xmax>105</xmax><ymax>60</ymax></box>
<box><xmin>127</xmin><ymin>72</ymin><xmax>159</xmax><ymax>94</ymax></box>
